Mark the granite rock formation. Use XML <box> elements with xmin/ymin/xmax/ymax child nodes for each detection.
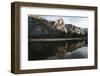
<box><xmin>51</xmin><ymin>18</ymin><xmax>68</xmax><ymax>33</ymax></box>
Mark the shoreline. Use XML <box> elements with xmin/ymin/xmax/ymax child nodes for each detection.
<box><xmin>29</xmin><ymin>38</ymin><xmax>87</xmax><ymax>41</ymax></box>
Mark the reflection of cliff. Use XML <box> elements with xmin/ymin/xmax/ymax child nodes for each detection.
<box><xmin>28</xmin><ymin>40</ymin><xmax>87</xmax><ymax>60</ymax></box>
<box><xmin>53</xmin><ymin>41</ymin><xmax>87</xmax><ymax>58</ymax></box>
<box><xmin>28</xmin><ymin>15</ymin><xmax>88</xmax><ymax>38</ymax></box>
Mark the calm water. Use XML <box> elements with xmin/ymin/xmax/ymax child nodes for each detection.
<box><xmin>28</xmin><ymin>40</ymin><xmax>88</xmax><ymax>61</ymax></box>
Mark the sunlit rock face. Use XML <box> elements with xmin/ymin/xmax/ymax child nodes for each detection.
<box><xmin>52</xmin><ymin>18</ymin><xmax>68</xmax><ymax>34</ymax></box>
<box><xmin>74</xmin><ymin>27</ymin><xmax>81</xmax><ymax>34</ymax></box>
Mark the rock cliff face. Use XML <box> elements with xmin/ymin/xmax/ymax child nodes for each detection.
<box><xmin>28</xmin><ymin>16</ymin><xmax>87</xmax><ymax>38</ymax></box>
<box><xmin>28</xmin><ymin>16</ymin><xmax>66</xmax><ymax>38</ymax></box>
<box><xmin>51</xmin><ymin>18</ymin><xmax>68</xmax><ymax>33</ymax></box>
<box><xmin>65</xmin><ymin>24</ymin><xmax>85</xmax><ymax>35</ymax></box>
<box><xmin>65</xmin><ymin>24</ymin><xmax>88</xmax><ymax>38</ymax></box>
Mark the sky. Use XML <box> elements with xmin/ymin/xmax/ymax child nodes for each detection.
<box><xmin>40</xmin><ymin>15</ymin><xmax>88</xmax><ymax>28</ymax></box>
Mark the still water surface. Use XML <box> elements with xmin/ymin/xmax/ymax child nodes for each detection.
<box><xmin>28</xmin><ymin>40</ymin><xmax>88</xmax><ymax>61</ymax></box>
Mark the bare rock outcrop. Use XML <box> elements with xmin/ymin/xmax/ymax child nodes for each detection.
<box><xmin>52</xmin><ymin>18</ymin><xmax>68</xmax><ymax>33</ymax></box>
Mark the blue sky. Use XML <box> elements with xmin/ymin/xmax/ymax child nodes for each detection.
<box><xmin>40</xmin><ymin>15</ymin><xmax>88</xmax><ymax>28</ymax></box>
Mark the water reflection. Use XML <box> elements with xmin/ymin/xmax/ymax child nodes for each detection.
<box><xmin>28</xmin><ymin>40</ymin><xmax>88</xmax><ymax>61</ymax></box>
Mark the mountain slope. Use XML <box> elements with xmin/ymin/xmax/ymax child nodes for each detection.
<box><xmin>28</xmin><ymin>16</ymin><xmax>66</xmax><ymax>38</ymax></box>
